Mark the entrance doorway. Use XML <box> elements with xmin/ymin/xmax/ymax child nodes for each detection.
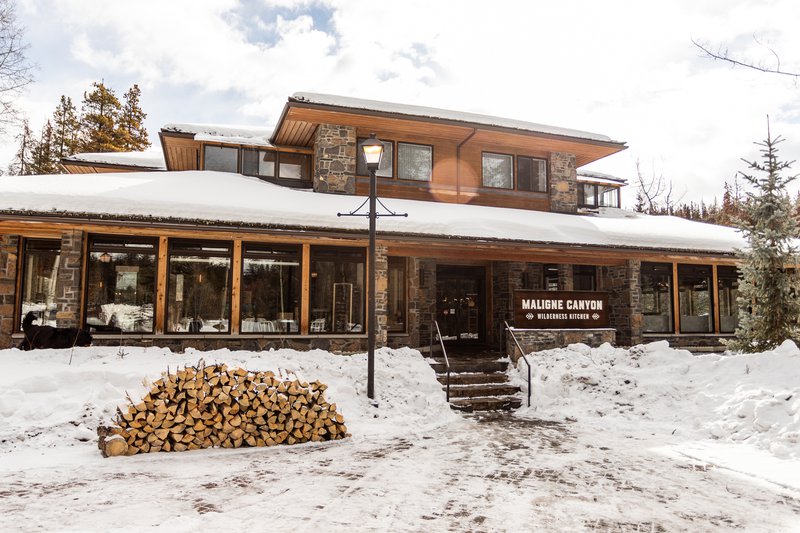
<box><xmin>436</xmin><ymin>265</ymin><xmax>486</xmax><ymax>344</ymax></box>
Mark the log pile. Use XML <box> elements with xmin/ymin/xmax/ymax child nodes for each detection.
<box><xmin>98</xmin><ymin>362</ymin><xmax>348</xmax><ymax>457</ymax></box>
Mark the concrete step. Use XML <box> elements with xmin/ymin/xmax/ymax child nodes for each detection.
<box><xmin>446</xmin><ymin>384</ymin><xmax>521</xmax><ymax>398</ymax></box>
<box><xmin>437</xmin><ymin>372</ymin><xmax>509</xmax><ymax>386</ymax></box>
<box><xmin>430</xmin><ymin>360</ymin><xmax>509</xmax><ymax>373</ymax></box>
<box><xmin>449</xmin><ymin>395</ymin><xmax>523</xmax><ymax>412</ymax></box>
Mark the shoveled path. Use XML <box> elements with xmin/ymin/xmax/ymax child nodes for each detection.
<box><xmin>1</xmin><ymin>414</ymin><xmax>798</xmax><ymax>532</ymax></box>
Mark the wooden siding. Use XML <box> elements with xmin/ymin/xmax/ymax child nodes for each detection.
<box><xmin>272</xmin><ymin>120</ymin><xmax>317</xmax><ymax>146</ymax></box>
<box><xmin>161</xmin><ymin>133</ymin><xmax>200</xmax><ymax>171</ymax></box>
<box><xmin>62</xmin><ymin>163</ymin><xmax>133</xmax><ymax>174</ymax></box>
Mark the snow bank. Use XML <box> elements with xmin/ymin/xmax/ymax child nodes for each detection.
<box><xmin>0</xmin><ymin>346</ymin><xmax>454</xmax><ymax>456</ymax></box>
<box><xmin>512</xmin><ymin>341</ymin><xmax>800</xmax><ymax>460</ymax></box>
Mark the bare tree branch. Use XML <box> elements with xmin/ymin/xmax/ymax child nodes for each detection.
<box><xmin>692</xmin><ymin>37</ymin><xmax>800</xmax><ymax>79</ymax></box>
<box><xmin>0</xmin><ymin>0</ymin><xmax>33</xmax><ymax>133</ymax></box>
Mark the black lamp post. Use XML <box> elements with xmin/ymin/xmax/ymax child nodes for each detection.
<box><xmin>361</xmin><ymin>133</ymin><xmax>384</xmax><ymax>400</ymax></box>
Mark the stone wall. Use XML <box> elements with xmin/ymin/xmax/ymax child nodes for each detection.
<box><xmin>313</xmin><ymin>123</ymin><xmax>356</xmax><ymax>194</ymax></box>
<box><xmin>55</xmin><ymin>230</ymin><xmax>84</xmax><ymax>328</ymax></box>
<box><xmin>601</xmin><ymin>259</ymin><xmax>643</xmax><ymax>346</ymax></box>
<box><xmin>90</xmin><ymin>336</ymin><xmax>368</xmax><ymax>354</ymax></box>
<box><xmin>506</xmin><ymin>328</ymin><xmax>616</xmax><ymax>359</ymax></box>
<box><xmin>375</xmin><ymin>244</ymin><xmax>388</xmax><ymax>346</ymax></box>
<box><xmin>549</xmin><ymin>152</ymin><xmax>578</xmax><ymax>213</ymax></box>
<box><xmin>557</xmin><ymin>264</ymin><xmax>573</xmax><ymax>290</ymax></box>
<box><xmin>490</xmin><ymin>261</ymin><xmax>525</xmax><ymax>348</ymax></box>
<box><xmin>414</xmin><ymin>259</ymin><xmax>437</xmax><ymax>348</ymax></box>
<box><xmin>0</xmin><ymin>235</ymin><xmax>19</xmax><ymax>348</ymax></box>
<box><xmin>388</xmin><ymin>257</ymin><xmax>421</xmax><ymax>349</ymax></box>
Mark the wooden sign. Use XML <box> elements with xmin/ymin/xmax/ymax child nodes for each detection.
<box><xmin>514</xmin><ymin>290</ymin><xmax>609</xmax><ymax>329</ymax></box>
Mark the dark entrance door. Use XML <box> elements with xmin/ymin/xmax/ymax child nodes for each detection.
<box><xmin>436</xmin><ymin>265</ymin><xmax>485</xmax><ymax>344</ymax></box>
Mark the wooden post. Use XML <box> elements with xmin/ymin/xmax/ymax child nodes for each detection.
<box><xmin>231</xmin><ymin>240</ymin><xmax>242</xmax><ymax>334</ymax></box>
<box><xmin>712</xmin><ymin>264</ymin><xmax>720</xmax><ymax>334</ymax></box>
<box><xmin>301</xmin><ymin>243</ymin><xmax>310</xmax><ymax>335</ymax></box>
<box><xmin>155</xmin><ymin>236</ymin><xmax>168</xmax><ymax>334</ymax></box>
<box><xmin>672</xmin><ymin>262</ymin><xmax>681</xmax><ymax>334</ymax></box>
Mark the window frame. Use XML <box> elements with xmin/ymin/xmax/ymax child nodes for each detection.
<box><xmin>481</xmin><ymin>151</ymin><xmax>515</xmax><ymax>190</ymax></box>
<box><xmin>309</xmin><ymin>246</ymin><xmax>367</xmax><ymax>334</ymax></box>
<box><xmin>18</xmin><ymin>238</ymin><xmax>61</xmax><ymax>331</ymax></box>
<box><xmin>516</xmin><ymin>155</ymin><xmax>549</xmax><ymax>193</ymax></box>
<box><xmin>396</xmin><ymin>141</ymin><xmax>434</xmax><ymax>182</ymax></box>
<box><xmin>356</xmin><ymin>137</ymin><xmax>395</xmax><ymax>178</ymax></box>
<box><xmin>202</xmin><ymin>144</ymin><xmax>240</xmax><ymax>173</ymax></box>
<box><xmin>239</xmin><ymin>242</ymin><xmax>303</xmax><ymax>335</ymax></box>
<box><xmin>83</xmin><ymin>234</ymin><xmax>159</xmax><ymax>334</ymax></box>
<box><xmin>579</xmin><ymin>182</ymin><xmax>621</xmax><ymax>208</ymax></box>
<box><xmin>165</xmin><ymin>239</ymin><xmax>234</xmax><ymax>335</ymax></box>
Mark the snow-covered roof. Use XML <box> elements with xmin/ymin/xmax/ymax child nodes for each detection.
<box><xmin>0</xmin><ymin>170</ymin><xmax>743</xmax><ymax>255</ymax></box>
<box><xmin>63</xmin><ymin>150</ymin><xmax>166</xmax><ymax>170</ymax></box>
<box><xmin>162</xmin><ymin>123</ymin><xmax>275</xmax><ymax>148</ymax></box>
<box><xmin>577</xmin><ymin>170</ymin><xmax>627</xmax><ymax>186</ymax></box>
<box><xmin>290</xmin><ymin>92</ymin><xmax>623</xmax><ymax>145</ymax></box>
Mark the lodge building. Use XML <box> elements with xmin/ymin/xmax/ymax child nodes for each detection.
<box><xmin>0</xmin><ymin>93</ymin><xmax>742</xmax><ymax>354</ymax></box>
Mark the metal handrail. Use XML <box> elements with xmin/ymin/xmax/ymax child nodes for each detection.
<box><xmin>430</xmin><ymin>321</ymin><xmax>451</xmax><ymax>401</ymax></box>
<box><xmin>504</xmin><ymin>321</ymin><xmax>531</xmax><ymax>407</ymax></box>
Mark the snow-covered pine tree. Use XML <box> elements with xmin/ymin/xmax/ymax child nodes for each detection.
<box><xmin>29</xmin><ymin>120</ymin><xmax>59</xmax><ymax>174</ymax></box>
<box><xmin>80</xmin><ymin>81</ymin><xmax>122</xmax><ymax>153</ymax></box>
<box><xmin>117</xmin><ymin>84</ymin><xmax>150</xmax><ymax>151</ymax></box>
<box><xmin>727</xmin><ymin>125</ymin><xmax>800</xmax><ymax>352</ymax></box>
<box><xmin>52</xmin><ymin>95</ymin><xmax>80</xmax><ymax>163</ymax></box>
<box><xmin>6</xmin><ymin>118</ymin><xmax>34</xmax><ymax>175</ymax></box>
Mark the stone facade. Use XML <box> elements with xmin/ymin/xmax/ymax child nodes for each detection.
<box><xmin>55</xmin><ymin>230</ymin><xmax>84</xmax><ymax>328</ymax></box>
<box><xmin>557</xmin><ymin>263</ymin><xmax>573</xmax><ymax>290</ymax></box>
<box><xmin>490</xmin><ymin>261</ymin><xmax>525</xmax><ymax>348</ymax></box>
<box><xmin>506</xmin><ymin>328</ymin><xmax>616</xmax><ymax>359</ymax></box>
<box><xmin>375</xmin><ymin>244</ymin><xmax>388</xmax><ymax>346</ymax></box>
<box><xmin>549</xmin><ymin>151</ymin><xmax>578</xmax><ymax>214</ymax></box>
<box><xmin>313</xmin><ymin>123</ymin><xmax>357</xmax><ymax>194</ymax></box>
<box><xmin>388</xmin><ymin>257</ymin><xmax>422</xmax><ymax>349</ymax></box>
<box><xmin>414</xmin><ymin>259</ymin><xmax>437</xmax><ymax>349</ymax></box>
<box><xmin>0</xmin><ymin>235</ymin><xmax>19</xmax><ymax>348</ymax></box>
<box><xmin>90</xmin><ymin>335</ymin><xmax>368</xmax><ymax>354</ymax></box>
<box><xmin>601</xmin><ymin>259</ymin><xmax>643</xmax><ymax>346</ymax></box>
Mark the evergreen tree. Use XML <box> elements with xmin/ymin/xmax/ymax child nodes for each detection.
<box><xmin>117</xmin><ymin>84</ymin><xmax>150</xmax><ymax>151</ymax></box>
<box><xmin>6</xmin><ymin>118</ymin><xmax>34</xmax><ymax>175</ymax></box>
<box><xmin>29</xmin><ymin>120</ymin><xmax>59</xmax><ymax>174</ymax></box>
<box><xmin>52</xmin><ymin>95</ymin><xmax>80</xmax><ymax>162</ymax></box>
<box><xmin>80</xmin><ymin>81</ymin><xmax>122</xmax><ymax>152</ymax></box>
<box><xmin>727</xmin><ymin>126</ymin><xmax>800</xmax><ymax>352</ymax></box>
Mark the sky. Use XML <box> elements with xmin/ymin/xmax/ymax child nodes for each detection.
<box><xmin>4</xmin><ymin>0</ymin><xmax>800</xmax><ymax>208</ymax></box>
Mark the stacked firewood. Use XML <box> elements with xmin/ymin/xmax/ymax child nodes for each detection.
<box><xmin>98</xmin><ymin>362</ymin><xmax>348</xmax><ymax>457</ymax></box>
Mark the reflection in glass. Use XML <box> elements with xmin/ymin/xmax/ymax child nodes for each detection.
<box><xmin>482</xmin><ymin>153</ymin><xmax>513</xmax><ymax>189</ymax></box>
<box><xmin>242</xmin><ymin>149</ymin><xmax>275</xmax><ymax>179</ymax></box>
<box><xmin>20</xmin><ymin>239</ymin><xmax>60</xmax><ymax>328</ymax></box>
<box><xmin>310</xmin><ymin>247</ymin><xmax>365</xmax><ymax>333</ymax></box>
<box><xmin>718</xmin><ymin>266</ymin><xmax>739</xmax><ymax>333</ymax></box>
<box><xmin>518</xmin><ymin>156</ymin><xmax>547</xmax><ymax>192</ymax></box>
<box><xmin>167</xmin><ymin>241</ymin><xmax>232</xmax><ymax>333</ymax></box>
<box><xmin>85</xmin><ymin>237</ymin><xmax>157</xmax><ymax>333</ymax></box>
<box><xmin>641</xmin><ymin>262</ymin><xmax>673</xmax><ymax>333</ymax></box>
<box><xmin>678</xmin><ymin>264</ymin><xmax>713</xmax><ymax>333</ymax></box>
<box><xmin>203</xmin><ymin>145</ymin><xmax>238</xmax><ymax>173</ymax></box>
<box><xmin>573</xmin><ymin>265</ymin><xmax>596</xmax><ymax>291</ymax></box>
<box><xmin>240</xmin><ymin>244</ymin><xmax>301</xmax><ymax>333</ymax></box>
<box><xmin>397</xmin><ymin>143</ymin><xmax>432</xmax><ymax>181</ymax></box>
<box><xmin>387</xmin><ymin>257</ymin><xmax>407</xmax><ymax>332</ymax></box>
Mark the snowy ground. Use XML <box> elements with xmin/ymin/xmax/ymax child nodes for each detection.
<box><xmin>1</xmin><ymin>343</ymin><xmax>799</xmax><ymax>531</ymax></box>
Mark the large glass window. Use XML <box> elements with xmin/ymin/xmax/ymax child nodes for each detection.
<box><xmin>678</xmin><ymin>264</ymin><xmax>713</xmax><ymax>333</ymax></box>
<box><xmin>397</xmin><ymin>142</ymin><xmax>432</xmax><ymax>181</ymax></box>
<box><xmin>718</xmin><ymin>266</ymin><xmax>739</xmax><ymax>334</ymax></box>
<box><xmin>573</xmin><ymin>265</ymin><xmax>596</xmax><ymax>291</ymax></box>
<box><xmin>242</xmin><ymin>149</ymin><xmax>276</xmax><ymax>179</ymax></box>
<box><xmin>240</xmin><ymin>244</ymin><xmax>301</xmax><ymax>334</ymax></box>
<box><xmin>19</xmin><ymin>239</ymin><xmax>60</xmax><ymax>328</ymax></box>
<box><xmin>599</xmin><ymin>185</ymin><xmax>620</xmax><ymax>208</ymax></box>
<box><xmin>357</xmin><ymin>138</ymin><xmax>393</xmax><ymax>178</ymax></box>
<box><xmin>518</xmin><ymin>156</ymin><xmax>547</xmax><ymax>192</ymax></box>
<box><xmin>167</xmin><ymin>240</ymin><xmax>232</xmax><ymax>333</ymax></box>
<box><xmin>641</xmin><ymin>262</ymin><xmax>673</xmax><ymax>333</ymax></box>
<box><xmin>203</xmin><ymin>145</ymin><xmax>239</xmax><ymax>173</ymax></box>
<box><xmin>482</xmin><ymin>152</ymin><xmax>513</xmax><ymax>189</ymax></box>
<box><xmin>310</xmin><ymin>247</ymin><xmax>365</xmax><ymax>333</ymax></box>
<box><xmin>85</xmin><ymin>236</ymin><xmax>157</xmax><ymax>333</ymax></box>
<box><xmin>387</xmin><ymin>257</ymin><xmax>407</xmax><ymax>333</ymax></box>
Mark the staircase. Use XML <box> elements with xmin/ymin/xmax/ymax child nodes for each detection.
<box><xmin>429</xmin><ymin>346</ymin><xmax>522</xmax><ymax>412</ymax></box>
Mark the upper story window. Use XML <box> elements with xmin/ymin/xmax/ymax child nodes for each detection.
<box><xmin>482</xmin><ymin>152</ymin><xmax>547</xmax><ymax>192</ymax></box>
<box><xmin>204</xmin><ymin>145</ymin><xmax>239</xmax><ymax>173</ymax></box>
<box><xmin>230</xmin><ymin>147</ymin><xmax>312</xmax><ymax>185</ymax></box>
<box><xmin>397</xmin><ymin>142</ymin><xmax>432</xmax><ymax>181</ymax></box>
<box><xmin>579</xmin><ymin>183</ymin><xmax>620</xmax><ymax>208</ymax></box>
<box><xmin>482</xmin><ymin>153</ymin><xmax>513</xmax><ymax>189</ymax></box>
<box><xmin>518</xmin><ymin>156</ymin><xmax>547</xmax><ymax>192</ymax></box>
<box><xmin>356</xmin><ymin>138</ymin><xmax>393</xmax><ymax>178</ymax></box>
